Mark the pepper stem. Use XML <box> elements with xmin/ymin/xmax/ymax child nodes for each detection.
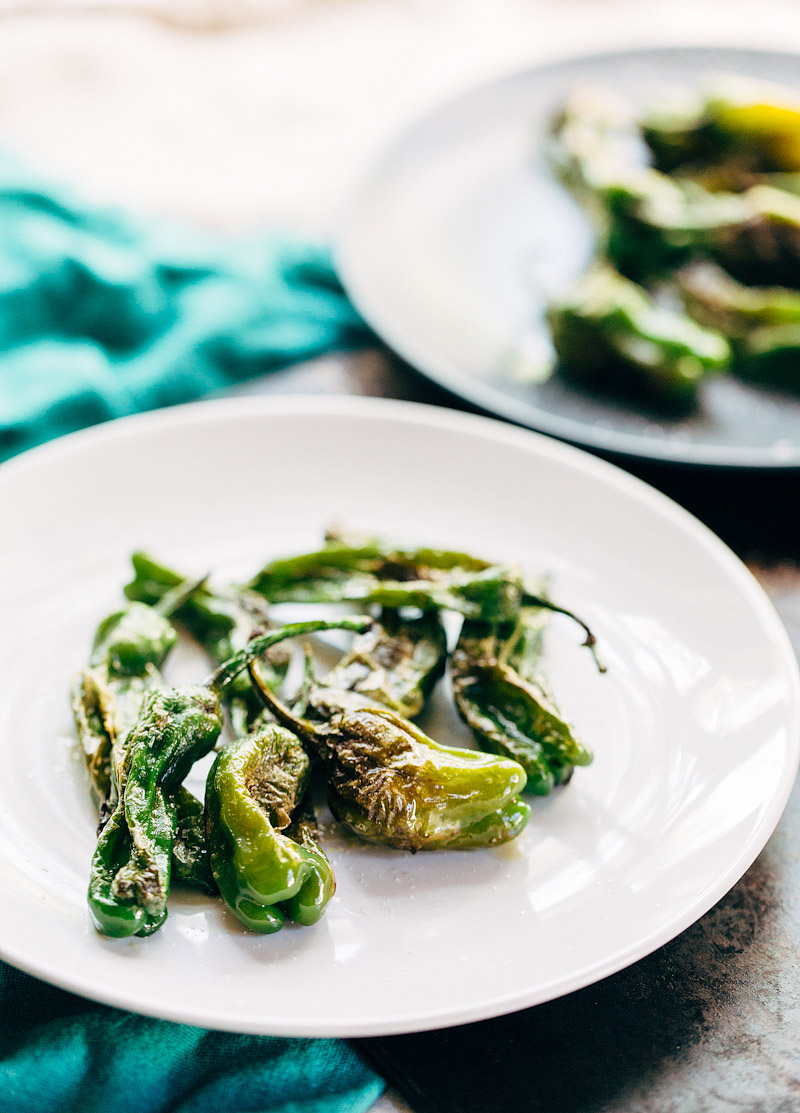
<box><xmin>206</xmin><ymin>617</ymin><xmax>372</xmax><ymax>694</ymax></box>
<box><xmin>247</xmin><ymin>660</ymin><xmax>323</xmax><ymax>746</ymax></box>
<box><xmin>522</xmin><ymin>592</ymin><xmax>606</xmax><ymax>673</ymax></box>
<box><xmin>153</xmin><ymin>574</ymin><xmax>210</xmax><ymax>618</ymax></box>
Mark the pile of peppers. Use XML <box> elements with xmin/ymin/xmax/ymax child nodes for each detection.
<box><xmin>72</xmin><ymin>530</ymin><xmax>601</xmax><ymax>939</ymax></box>
<box><xmin>546</xmin><ymin>74</ymin><xmax>800</xmax><ymax>409</ymax></box>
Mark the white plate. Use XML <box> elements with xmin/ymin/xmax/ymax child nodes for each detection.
<box><xmin>337</xmin><ymin>46</ymin><xmax>800</xmax><ymax>468</ymax></box>
<box><xmin>0</xmin><ymin>396</ymin><xmax>797</xmax><ymax>1037</ymax></box>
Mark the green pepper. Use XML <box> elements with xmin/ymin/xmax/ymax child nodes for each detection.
<box><xmin>73</xmin><ymin>583</ymin><xmax>216</xmax><ymax>890</ymax></box>
<box><xmin>549</xmin><ymin>86</ymin><xmax>751</xmax><ymax>281</ymax></box>
<box><xmin>206</xmin><ymin>725</ymin><xmax>334</xmax><ymax>934</ymax></box>
<box><xmin>125</xmin><ymin>552</ymin><xmax>290</xmax><ymax>734</ymax></box>
<box><xmin>642</xmin><ymin>75</ymin><xmax>800</xmax><ymax>179</ymax></box>
<box><xmin>678</xmin><ymin>260</ymin><xmax>800</xmax><ymax>388</ymax></box>
<box><xmin>248</xmin><ymin>664</ymin><xmax>530</xmax><ymax>852</ymax></box>
<box><xmin>247</xmin><ymin>536</ymin><xmax>525</xmax><ymax>624</ymax></box>
<box><xmin>314</xmin><ymin>608</ymin><xmax>448</xmax><ymax>719</ymax></box>
<box><xmin>89</xmin><ymin>616</ymin><xmax>370</xmax><ymax>937</ymax></box>
<box><xmin>547</xmin><ymin>264</ymin><xmax>729</xmax><ymax>409</ymax></box>
<box><xmin>452</xmin><ymin>605</ymin><xmax>592</xmax><ymax>795</ymax></box>
<box><xmin>704</xmin><ymin>184</ymin><xmax>800</xmax><ymax>288</ymax></box>
<box><xmin>88</xmin><ymin>685</ymin><xmax>223</xmax><ymax>937</ymax></box>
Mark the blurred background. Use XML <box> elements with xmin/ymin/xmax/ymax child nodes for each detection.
<box><xmin>2</xmin><ymin>0</ymin><xmax>799</xmax><ymax>235</ymax></box>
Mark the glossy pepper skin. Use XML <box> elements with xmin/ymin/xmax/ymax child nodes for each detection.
<box><xmin>88</xmin><ymin>616</ymin><xmax>370</xmax><ymax>937</ymax></box>
<box><xmin>551</xmin><ymin>86</ymin><xmax>800</xmax><ymax>289</ymax></box>
<box><xmin>206</xmin><ymin>725</ymin><xmax>335</xmax><ymax>934</ymax></box>
<box><xmin>547</xmin><ymin>265</ymin><xmax>729</xmax><ymax>410</ymax></box>
<box><xmin>315</xmin><ymin>608</ymin><xmax>448</xmax><ymax>720</ymax></box>
<box><xmin>249</xmin><ymin>666</ymin><xmax>530</xmax><ymax>852</ymax></box>
<box><xmin>452</xmin><ymin>605</ymin><xmax>592</xmax><ymax>796</ymax></box>
<box><xmin>88</xmin><ymin>685</ymin><xmax>223</xmax><ymax>938</ymax></box>
<box><xmin>549</xmin><ymin>85</ymin><xmax>751</xmax><ymax>282</ymax></box>
<box><xmin>642</xmin><ymin>75</ymin><xmax>800</xmax><ymax>180</ymax></box>
<box><xmin>73</xmin><ymin>585</ymin><xmax>215</xmax><ymax>891</ymax></box>
<box><xmin>247</xmin><ymin>536</ymin><xmax>525</xmax><ymax>624</ymax></box>
<box><xmin>124</xmin><ymin>552</ymin><xmax>290</xmax><ymax>734</ymax></box>
<box><xmin>678</xmin><ymin>261</ymin><xmax>800</xmax><ymax>388</ymax></box>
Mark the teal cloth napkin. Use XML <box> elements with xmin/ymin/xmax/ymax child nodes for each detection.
<box><xmin>0</xmin><ymin>153</ymin><xmax>372</xmax><ymax>465</ymax></box>
<box><xmin>0</xmin><ymin>161</ymin><xmax>382</xmax><ymax>1111</ymax></box>
<box><xmin>0</xmin><ymin>962</ymin><xmax>382</xmax><ymax>1113</ymax></box>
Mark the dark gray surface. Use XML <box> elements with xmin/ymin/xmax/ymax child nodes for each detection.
<box><xmin>245</xmin><ymin>349</ymin><xmax>800</xmax><ymax>1113</ymax></box>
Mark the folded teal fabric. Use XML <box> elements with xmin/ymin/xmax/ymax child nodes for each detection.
<box><xmin>0</xmin><ymin>961</ymin><xmax>382</xmax><ymax>1113</ymax></box>
<box><xmin>0</xmin><ymin>153</ymin><xmax>372</xmax><ymax>465</ymax></box>
<box><xmin>0</xmin><ymin>160</ymin><xmax>382</xmax><ymax>1111</ymax></box>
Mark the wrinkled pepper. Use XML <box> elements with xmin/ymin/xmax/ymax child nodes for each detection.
<box><xmin>247</xmin><ymin>535</ymin><xmax>525</xmax><ymax>624</ymax></box>
<box><xmin>206</xmin><ymin>725</ymin><xmax>335</xmax><ymax>933</ymax></box>
<box><xmin>547</xmin><ymin>264</ymin><xmax>729</xmax><ymax>409</ymax></box>
<box><xmin>89</xmin><ymin>616</ymin><xmax>370</xmax><ymax>937</ymax></box>
<box><xmin>125</xmin><ymin>551</ymin><xmax>290</xmax><ymax>734</ymax></box>
<box><xmin>88</xmin><ymin>684</ymin><xmax>223</xmax><ymax>938</ymax></box>
<box><xmin>248</xmin><ymin>664</ymin><xmax>530</xmax><ymax>852</ymax></box>
<box><xmin>642</xmin><ymin>74</ymin><xmax>800</xmax><ymax>179</ymax></box>
<box><xmin>452</xmin><ymin>604</ymin><xmax>592</xmax><ymax>795</ymax></box>
<box><xmin>72</xmin><ymin>584</ymin><xmax>215</xmax><ymax>891</ymax></box>
<box><xmin>313</xmin><ymin>607</ymin><xmax>448</xmax><ymax>719</ymax></box>
<box><xmin>679</xmin><ymin>260</ymin><xmax>800</xmax><ymax>388</ymax></box>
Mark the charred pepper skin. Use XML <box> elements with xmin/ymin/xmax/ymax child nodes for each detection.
<box><xmin>205</xmin><ymin>726</ymin><xmax>335</xmax><ymax>934</ymax></box>
<box><xmin>88</xmin><ymin>685</ymin><xmax>223</xmax><ymax>938</ymax></box>
<box><xmin>125</xmin><ymin>552</ymin><xmax>290</xmax><ymax>734</ymax></box>
<box><xmin>249</xmin><ymin>666</ymin><xmax>530</xmax><ymax>853</ymax></box>
<box><xmin>678</xmin><ymin>260</ymin><xmax>800</xmax><ymax>388</ymax></box>
<box><xmin>73</xmin><ymin>590</ymin><xmax>214</xmax><ymax>889</ymax></box>
<box><xmin>642</xmin><ymin>75</ymin><xmax>800</xmax><ymax>180</ymax></box>
<box><xmin>316</xmin><ymin>608</ymin><xmax>448</xmax><ymax>720</ymax></box>
<box><xmin>452</xmin><ymin>606</ymin><xmax>592</xmax><ymax>796</ymax></box>
<box><xmin>88</xmin><ymin>616</ymin><xmax>369</xmax><ymax>938</ymax></box>
<box><xmin>547</xmin><ymin>265</ymin><xmax>729</xmax><ymax>410</ymax></box>
<box><xmin>246</xmin><ymin>537</ymin><xmax>525</xmax><ymax>624</ymax></box>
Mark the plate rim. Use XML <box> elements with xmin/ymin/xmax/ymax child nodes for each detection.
<box><xmin>335</xmin><ymin>43</ymin><xmax>800</xmax><ymax>471</ymax></box>
<box><xmin>1</xmin><ymin>393</ymin><xmax>798</xmax><ymax>1036</ymax></box>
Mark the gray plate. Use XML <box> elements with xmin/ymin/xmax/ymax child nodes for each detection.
<box><xmin>337</xmin><ymin>46</ymin><xmax>800</xmax><ymax>468</ymax></box>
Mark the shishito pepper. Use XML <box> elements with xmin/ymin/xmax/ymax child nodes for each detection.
<box><xmin>247</xmin><ymin>536</ymin><xmax>525</xmax><ymax>624</ymax></box>
<box><xmin>547</xmin><ymin>264</ymin><xmax>729</xmax><ymax>410</ymax></box>
<box><xmin>314</xmin><ymin>607</ymin><xmax>448</xmax><ymax>719</ymax></box>
<box><xmin>205</xmin><ymin>725</ymin><xmax>335</xmax><ymax>934</ymax></box>
<box><xmin>678</xmin><ymin>260</ymin><xmax>800</xmax><ymax>388</ymax></box>
<box><xmin>88</xmin><ymin>684</ymin><xmax>223</xmax><ymax>938</ymax></box>
<box><xmin>452</xmin><ymin>604</ymin><xmax>592</xmax><ymax>795</ymax></box>
<box><xmin>72</xmin><ymin>583</ymin><xmax>216</xmax><ymax>891</ymax></box>
<box><xmin>248</xmin><ymin>664</ymin><xmax>530</xmax><ymax>852</ymax></box>
<box><xmin>124</xmin><ymin>552</ymin><xmax>290</xmax><ymax>734</ymax></box>
<box><xmin>89</xmin><ymin>616</ymin><xmax>370</xmax><ymax>938</ymax></box>
<box><xmin>642</xmin><ymin>74</ymin><xmax>800</xmax><ymax>179</ymax></box>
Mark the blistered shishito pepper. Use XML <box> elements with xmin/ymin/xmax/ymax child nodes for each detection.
<box><xmin>73</xmin><ymin>582</ymin><xmax>216</xmax><ymax>891</ymax></box>
<box><xmin>248</xmin><ymin>665</ymin><xmax>530</xmax><ymax>852</ymax></box>
<box><xmin>206</xmin><ymin>725</ymin><xmax>335</xmax><ymax>934</ymax></box>
<box><xmin>314</xmin><ymin>608</ymin><xmax>448</xmax><ymax>719</ymax></box>
<box><xmin>452</xmin><ymin>605</ymin><xmax>593</xmax><ymax>795</ymax></box>
<box><xmin>679</xmin><ymin>261</ymin><xmax>800</xmax><ymax>388</ymax></box>
<box><xmin>247</xmin><ymin>535</ymin><xmax>525</xmax><ymax>624</ymax></box>
<box><xmin>548</xmin><ymin>86</ymin><xmax>751</xmax><ymax>281</ymax></box>
<box><xmin>642</xmin><ymin>75</ymin><xmax>800</xmax><ymax>179</ymax></box>
<box><xmin>125</xmin><ymin>552</ymin><xmax>290</xmax><ymax>734</ymax></box>
<box><xmin>88</xmin><ymin>685</ymin><xmax>223</xmax><ymax>937</ymax></box>
<box><xmin>89</xmin><ymin>616</ymin><xmax>370</xmax><ymax>937</ymax></box>
<box><xmin>547</xmin><ymin>265</ymin><xmax>729</xmax><ymax>409</ymax></box>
